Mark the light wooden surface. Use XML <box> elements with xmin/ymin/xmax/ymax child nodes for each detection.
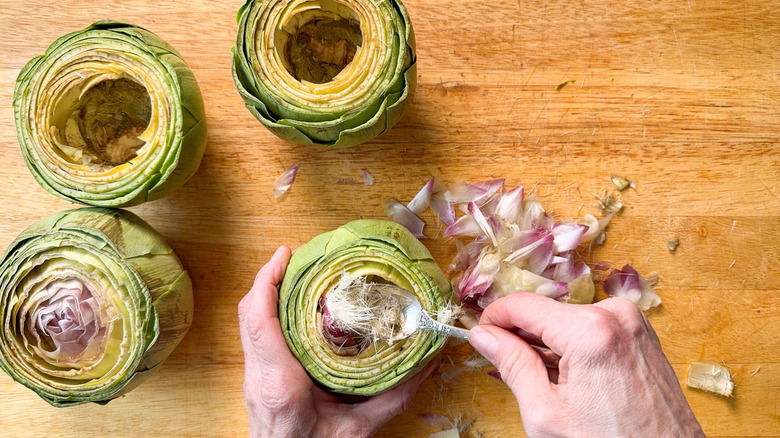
<box><xmin>1</xmin><ymin>0</ymin><xmax>779</xmax><ymax>436</ymax></box>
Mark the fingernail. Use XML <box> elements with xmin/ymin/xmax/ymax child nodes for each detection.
<box><xmin>271</xmin><ymin>246</ymin><xmax>285</xmax><ymax>260</ymax></box>
<box><xmin>469</xmin><ymin>326</ymin><xmax>499</xmax><ymax>360</ymax></box>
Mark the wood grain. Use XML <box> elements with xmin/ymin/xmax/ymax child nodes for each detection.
<box><xmin>0</xmin><ymin>0</ymin><xmax>778</xmax><ymax>436</ymax></box>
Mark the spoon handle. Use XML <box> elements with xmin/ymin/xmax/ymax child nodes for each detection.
<box><xmin>418</xmin><ymin>312</ymin><xmax>560</xmax><ymax>368</ymax></box>
<box><xmin>418</xmin><ymin>310</ymin><xmax>470</xmax><ymax>340</ymax></box>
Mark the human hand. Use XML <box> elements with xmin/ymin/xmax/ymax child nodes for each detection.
<box><xmin>238</xmin><ymin>246</ymin><xmax>438</xmax><ymax>438</ymax></box>
<box><xmin>469</xmin><ymin>292</ymin><xmax>704</xmax><ymax>437</ymax></box>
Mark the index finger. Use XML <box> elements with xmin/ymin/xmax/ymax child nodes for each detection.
<box><xmin>479</xmin><ymin>291</ymin><xmax>585</xmax><ymax>355</ymax></box>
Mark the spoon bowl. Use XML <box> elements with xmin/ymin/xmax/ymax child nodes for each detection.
<box><xmin>327</xmin><ymin>279</ymin><xmax>561</xmax><ymax>368</ymax></box>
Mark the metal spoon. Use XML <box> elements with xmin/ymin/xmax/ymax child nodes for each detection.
<box><xmin>377</xmin><ymin>284</ymin><xmax>471</xmax><ymax>341</ymax></box>
<box><xmin>338</xmin><ymin>283</ymin><xmax>560</xmax><ymax>367</ymax></box>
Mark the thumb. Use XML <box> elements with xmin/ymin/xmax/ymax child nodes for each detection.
<box><xmin>469</xmin><ymin>325</ymin><xmax>553</xmax><ymax>410</ymax></box>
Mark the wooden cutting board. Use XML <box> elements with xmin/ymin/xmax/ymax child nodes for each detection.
<box><xmin>0</xmin><ymin>0</ymin><xmax>778</xmax><ymax>436</ymax></box>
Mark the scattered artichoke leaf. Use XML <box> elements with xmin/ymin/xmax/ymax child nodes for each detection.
<box><xmin>610</xmin><ymin>174</ymin><xmax>634</xmax><ymax>191</ymax></box>
<box><xmin>556</xmin><ymin>79</ymin><xmax>576</xmax><ymax>91</ymax></box>
<box><xmin>601</xmin><ymin>264</ymin><xmax>661</xmax><ymax>311</ymax></box>
<box><xmin>429</xmin><ymin>429</ymin><xmax>460</xmax><ymax>438</ymax></box>
<box><xmin>597</xmin><ymin>193</ymin><xmax>624</xmax><ymax>214</ymax></box>
<box><xmin>361</xmin><ymin>169</ymin><xmax>374</xmax><ymax>186</ymax></box>
<box><xmin>383</xmin><ymin>197</ymin><xmax>426</xmax><ymax>239</ymax></box>
<box><xmin>420</xmin><ymin>413</ymin><xmax>455</xmax><ymax>430</ymax></box>
<box><xmin>421</xmin><ymin>413</ymin><xmax>480</xmax><ymax>438</ymax></box>
<box><xmin>667</xmin><ymin>237</ymin><xmax>679</xmax><ymax>252</ymax></box>
<box><xmin>644</xmin><ymin>271</ymin><xmax>660</xmax><ymax>286</ymax></box>
<box><xmin>408</xmin><ymin>177</ymin><xmax>436</xmax><ymax>215</ymax></box>
<box><xmin>687</xmin><ymin>360</ymin><xmax>734</xmax><ymax>397</ymax></box>
<box><xmin>454</xmin><ymin>415</ymin><xmax>478</xmax><ymax>437</ymax></box>
<box><xmin>273</xmin><ymin>163</ymin><xmax>300</xmax><ymax>198</ymax></box>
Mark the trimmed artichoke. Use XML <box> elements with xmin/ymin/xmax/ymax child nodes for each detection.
<box><xmin>232</xmin><ymin>0</ymin><xmax>416</xmax><ymax>148</ymax></box>
<box><xmin>14</xmin><ymin>21</ymin><xmax>207</xmax><ymax>207</ymax></box>
<box><xmin>0</xmin><ymin>208</ymin><xmax>193</xmax><ymax>407</ymax></box>
<box><xmin>279</xmin><ymin>220</ymin><xmax>451</xmax><ymax>395</ymax></box>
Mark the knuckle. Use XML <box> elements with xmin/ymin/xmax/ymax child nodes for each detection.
<box><xmin>260</xmin><ymin>392</ymin><xmax>295</xmax><ymax>414</ymax></box>
<box><xmin>242</xmin><ymin>313</ymin><xmax>277</xmax><ymax>346</ymax></box>
<box><xmin>388</xmin><ymin>391</ymin><xmax>414</xmax><ymax>418</ymax></box>
<box><xmin>622</xmin><ymin>311</ymin><xmax>647</xmax><ymax>337</ymax></box>
<box><xmin>580</xmin><ymin>308</ymin><xmax>624</xmax><ymax>353</ymax></box>
<box><xmin>581</xmin><ymin>308</ymin><xmax>616</xmax><ymax>333</ymax></box>
<box><xmin>247</xmin><ymin>319</ymin><xmax>267</xmax><ymax>344</ymax></box>
<box><xmin>523</xmin><ymin>406</ymin><xmax>551</xmax><ymax>430</ymax></box>
<box><xmin>610</xmin><ymin>297</ymin><xmax>643</xmax><ymax>319</ymax></box>
<box><xmin>604</xmin><ymin>298</ymin><xmax>648</xmax><ymax>337</ymax></box>
<box><xmin>242</xmin><ymin>380</ymin><xmax>257</xmax><ymax>405</ymax></box>
<box><xmin>237</xmin><ymin>296</ymin><xmax>250</xmax><ymax>319</ymax></box>
<box><xmin>258</xmin><ymin>381</ymin><xmax>296</xmax><ymax>414</ymax></box>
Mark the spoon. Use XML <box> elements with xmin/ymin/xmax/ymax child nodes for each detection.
<box><xmin>329</xmin><ymin>281</ymin><xmax>560</xmax><ymax>367</ymax></box>
<box><xmin>370</xmin><ymin>284</ymin><xmax>470</xmax><ymax>341</ymax></box>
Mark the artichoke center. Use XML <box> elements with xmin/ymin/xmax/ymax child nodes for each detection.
<box><xmin>28</xmin><ymin>278</ymin><xmax>110</xmax><ymax>361</ymax></box>
<box><xmin>280</xmin><ymin>13</ymin><xmax>362</xmax><ymax>84</ymax></box>
<box><xmin>321</xmin><ymin>274</ymin><xmax>406</xmax><ymax>355</ymax></box>
<box><xmin>53</xmin><ymin>78</ymin><xmax>152</xmax><ymax>169</ymax></box>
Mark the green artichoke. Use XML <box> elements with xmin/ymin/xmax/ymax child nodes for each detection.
<box><xmin>14</xmin><ymin>21</ymin><xmax>207</xmax><ymax>207</ymax></box>
<box><xmin>0</xmin><ymin>208</ymin><xmax>193</xmax><ymax>407</ymax></box>
<box><xmin>279</xmin><ymin>220</ymin><xmax>451</xmax><ymax>395</ymax></box>
<box><xmin>232</xmin><ymin>0</ymin><xmax>416</xmax><ymax>148</ymax></box>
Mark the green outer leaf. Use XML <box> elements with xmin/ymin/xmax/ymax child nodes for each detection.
<box><xmin>13</xmin><ymin>21</ymin><xmax>207</xmax><ymax>207</ymax></box>
<box><xmin>231</xmin><ymin>0</ymin><xmax>416</xmax><ymax>148</ymax></box>
<box><xmin>279</xmin><ymin>220</ymin><xmax>451</xmax><ymax>395</ymax></box>
<box><xmin>0</xmin><ymin>208</ymin><xmax>193</xmax><ymax>407</ymax></box>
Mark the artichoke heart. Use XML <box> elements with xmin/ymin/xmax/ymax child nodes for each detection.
<box><xmin>232</xmin><ymin>0</ymin><xmax>416</xmax><ymax>148</ymax></box>
<box><xmin>0</xmin><ymin>208</ymin><xmax>193</xmax><ymax>407</ymax></box>
<box><xmin>13</xmin><ymin>21</ymin><xmax>207</xmax><ymax>207</ymax></box>
<box><xmin>279</xmin><ymin>220</ymin><xmax>451</xmax><ymax>395</ymax></box>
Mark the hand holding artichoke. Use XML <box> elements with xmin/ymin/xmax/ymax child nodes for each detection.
<box><xmin>240</xmin><ymin>246</ymin><xmax>439</xmax><ymax>437</ymax></box>
<box><xmin>279</xmin><ymin>220</ymin><xmax>450</xmax><ymax>395</ymax></box>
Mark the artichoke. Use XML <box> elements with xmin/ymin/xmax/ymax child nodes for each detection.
<box><xmin>0</xmin><ymin>208</ymin><xmax>193</xmax><ymax>407</ymax></box>
<box><xmin>14</xmin><ymin>21</ymin><xmax>207</xmax><ymax>207</ymax></box>
<box><xmin>232</xmin><ymin>0</ymin><xmax>416</xmax><ymax>148</ymax></box>
<box><xmin>279</xmin><ymin>220</ymin><xmax>451</xmax><ymax>395</ymax></box>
